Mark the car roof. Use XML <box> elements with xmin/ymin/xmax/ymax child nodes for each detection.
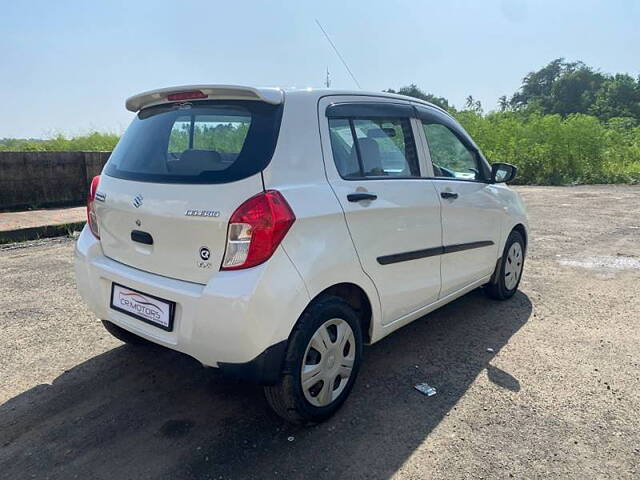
<box><xmin>283</xmin><ymin>88</ymin><xmax>448</xmax><ymax>111</ymax></box>
<box><xmin>126</xmin><ymin>84</ymin><xmax>449</xmax><ymax>115</ymax></box>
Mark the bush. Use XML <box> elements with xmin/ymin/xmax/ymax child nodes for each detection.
<box><xmin>455</xmin><ymin>111</ymin><xmax>640</xmax><ymax>185</ymax></box>
<box><xmin>2</xmin><ymin>115</ymin><xmax>639</xmax><ymax>185</ymax></box>
<box><xmin>0</xmin><ymin>132</ymin><xmax>119</xmax><ymax>152</ymax></box>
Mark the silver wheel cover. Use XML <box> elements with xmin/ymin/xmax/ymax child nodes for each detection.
<box><xmin>301</xmin><ymin>318</ymin><xmax>356</xmax><ymax>407</ymax></box>
<box><xmin>504</xmin><ymin>242</ymin><xmax>523</xmax><ymax>290</ymax></box>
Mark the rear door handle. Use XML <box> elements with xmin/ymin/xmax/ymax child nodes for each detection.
<box><xmin>440</xmin><ymin>192</ymin><xmax>458</xmax><ymax>199</ymax></box>
<box><xmin>347</xmin><ymin>193</ymin><xmax>377</xmax><ymax>202</ymax></box>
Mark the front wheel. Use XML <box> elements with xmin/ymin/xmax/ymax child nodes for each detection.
<box><xmin>485</xmin><ymin>230</ymin><xmax>525</xmax><ymax>300</ymax></box>
<box><xmin>264</xmin><ymin>296</ymin><xmax>363</xmax><ymax>425</ymax></box>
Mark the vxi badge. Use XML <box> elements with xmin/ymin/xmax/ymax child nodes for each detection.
<box><xmin>185</xmin><ymin>209</ymin><xmax>221</xmax><ymax>217</ymax></box>
<box><xmin>198</xmin><ymin>246</ymin><xmax>212</xmax><ymax>269</ymax></box>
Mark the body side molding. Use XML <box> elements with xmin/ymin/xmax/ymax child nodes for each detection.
<box><xmin>443</xmin><ymin>240</ymin><xmax>494</xmax><ymax>254</ymax></box>
<box><xmin>377</xmin><ymin>241</ymin><xmax>494</xmax><ymax>265</ymax></box>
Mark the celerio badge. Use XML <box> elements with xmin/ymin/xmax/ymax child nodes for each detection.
<box><xmin>185</xmin><ymin>209</ymin><xmax>220</xmax><ymax>217</ymax></box>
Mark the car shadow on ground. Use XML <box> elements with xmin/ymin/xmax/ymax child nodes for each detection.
<box><xmin>0</xmin><ymin>290</ymin><xmax>532</xmax><ymax>480</ymax></box>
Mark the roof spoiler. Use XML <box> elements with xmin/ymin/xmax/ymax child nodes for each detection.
<box><xmin>125</xmin><ymin>85</ymin><xmax>283</xmax><ymax>112</ymax></box>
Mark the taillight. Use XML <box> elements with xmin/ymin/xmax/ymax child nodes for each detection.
<box><xmin>86</xmin><ymin>175</ymin><xmax>100</xmax><ymax>238</ymax></box>
<box><xmin>221</xmin><ymin>190</ymin><xmax>295</xmax><ymax>270</ymax></box>
<box><xmin>167</xmin><ymin>90</ymin><xmax>207</xmax><ymax>101</ymax></box>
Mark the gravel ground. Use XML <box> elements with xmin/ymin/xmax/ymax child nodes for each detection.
<box><xmin>1</xmin><ymin>185</ymin><xmax>639</xmax><ymax>479</ymax></box>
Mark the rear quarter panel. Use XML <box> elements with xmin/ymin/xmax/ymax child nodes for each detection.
<box><xmin>261</xmin><ymin>92</ymin><xmax>383</xmax><ymax>342</ymax></box>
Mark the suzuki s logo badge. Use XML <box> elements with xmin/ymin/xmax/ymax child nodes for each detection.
<box><xmin>132</xmin><ymin>194</ymin><xmax>143</xmax><ymax>208</ymax></box>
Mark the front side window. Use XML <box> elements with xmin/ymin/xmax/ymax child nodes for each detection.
<box><xmin>422</xmin><ymin>122</ymin><xmax>481</xmax><ymax>181</ymax></box>
<box><xmin>329</xmin><ymin>117</ymin><xmax>419</xmax><ymax>179</ymax></box>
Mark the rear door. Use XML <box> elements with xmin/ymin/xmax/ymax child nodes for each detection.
<box><xmin>96</xmin><ymin>100</ymin><xmax>282</xmax><ymax>284</ymax></box>
<box><xmin>319</xmin><ymin>97</ymin><xmax>442</xmax><ymax>325</ymax></box>
<box><xmin>416</xmin><ymin>106</ymin><xmax>502</xmax><ymax>297</ymax></box>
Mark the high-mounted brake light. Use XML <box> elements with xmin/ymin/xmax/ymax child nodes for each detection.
<box><xmin>86</xmin><ymin>175</ymin><xmax>101</xmax><ymax>239</ymax></box>
<box><xmin>166</xmin><ymin>90</ymin><xmax>208</xmax><ymax>102</ymax></box>
<box><xmin>221</xmin><ymin>190</ymin><xmax>295</xmax><ymax>270</ymax></box>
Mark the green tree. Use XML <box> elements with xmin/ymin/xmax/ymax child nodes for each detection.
<box><xmin>385</xmin><ymin>84</ymin><xmax>450</xmax><ymax>110</ymax></box>
<box><xmin>507</xmin><ymin>58</ymin><xmax>640</xmax><ymax>124</ymax></box>
<box><xmin>510</xmin><ymin>58</ymin><xmax>605</xmax><ymax>115</ymax></box>
<box><xmin>498</xmin><ymin>95</ymin><xmax>510</xmax><ymax>112</ymax></box>
<box><xmin>549</xmin><ymin>67</ymin><xmax>605</xmax><ymax>115</ymax></box>
<box><xmin>510</xmin><ymin>58</ymin><xmax>568</xmax><ymax>110</ymax></box>
<box><xmin>590</xmin><ymin>74</ymin><xmax>640</xmax><ymax>120</ymax></box>
<box><xmin>464</xmin><ymin>95</ymin><xmax>482</xmax><ymax>113</ymax></box>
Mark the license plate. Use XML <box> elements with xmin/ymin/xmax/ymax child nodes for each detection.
<box><xmin>110</xmin><ymin>283</ymin><xmax>175</xmax><ymax>331</ymax></box>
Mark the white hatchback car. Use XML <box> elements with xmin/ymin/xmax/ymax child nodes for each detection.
<box><xmin>75</xmin><ymin>85</ymin><xmax>528</xmax><ymax>423</ymax></box>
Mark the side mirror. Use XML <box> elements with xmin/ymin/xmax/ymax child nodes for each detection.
<box><xmin>491</xmin><ymin>163</ymin><xmax>517</xmax><ymax>184</ymax></box>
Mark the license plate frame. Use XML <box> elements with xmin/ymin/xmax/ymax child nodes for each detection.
<box><xmin>110</xmin><ymin>283</ymin><xmax>176</xmax><ymax>332</ymax></box>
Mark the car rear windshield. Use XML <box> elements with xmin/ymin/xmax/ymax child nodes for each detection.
<box><xmin>104</xmin><ymin>100</ymin><xmax>283</xmax><ymax>184</ymax></box>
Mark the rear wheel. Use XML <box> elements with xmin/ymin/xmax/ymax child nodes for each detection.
<box><xmin>485</xmin><ymin>230</ymin><xmax>525</xmax><ymax>300</ymax></box>
<box><xmin>264</xmin><ymin>296</ymin><xmax>363</xmax><ymax>424</ymax></box>
<box><xmin>101</xmin><ymin>320</ymin><xmax>151</xmax><ymax>346</ymax></box>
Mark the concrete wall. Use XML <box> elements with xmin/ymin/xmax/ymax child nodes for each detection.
<box><xmin>0</xmin><ymin>151</ymin><xmax>111</xmax><ymax>210</ymax></box>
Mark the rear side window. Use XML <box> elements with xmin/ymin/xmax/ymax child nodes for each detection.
<box><xmin>328</xmin><ymin>117</ymin><xmax>419</xmax><ymax>178</ymax></box>
<box><xmin>105</xmin><ymin>100</ymin><xmax>282</xmax><ymax>184</ymax></box>
<box><xmin>328</xmin><ymin>119</ymin><xmax>359</xmax><ymax>178</ymax></box>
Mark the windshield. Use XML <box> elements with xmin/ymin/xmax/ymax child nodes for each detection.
<box><xmin>104</xmin><ymin>100</ymin><xmax>282</xmax><ymax>184</ymax></box>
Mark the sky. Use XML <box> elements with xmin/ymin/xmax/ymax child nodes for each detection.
<box><xmin>0</xmin><ymin>0</ymin><xmax>638</xmax><ymax>138</ymax></box>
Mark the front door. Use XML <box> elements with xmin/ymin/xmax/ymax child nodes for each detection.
<box><xmin>417</xmin><ymin>107</ymin><xmax>502</xmax><ymax>297</ymax></box>
<box><xmin>319</xmin><ymin>98</ymin><xmax>443</xmax><ymax>325</ymax></box>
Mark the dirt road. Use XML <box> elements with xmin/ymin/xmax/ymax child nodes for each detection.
<box><xmin>1</xmin><ymin>185</ymin><xmax>639</xmax><ymax>479</ymax></box>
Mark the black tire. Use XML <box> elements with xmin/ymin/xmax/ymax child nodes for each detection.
<box><xmin>485</xmin><ymin>230</ymin><xmax>526</xmax><ymax>300</ymax></box>
<box><xmin>101</xmin><ymin>320</ymin><xmax>151</xmax><ymax>346</ymax></box>
<box><xmin>264</xmin><ymin>296</ymin><xmax>363</xmax><ymax>425</ymax></box>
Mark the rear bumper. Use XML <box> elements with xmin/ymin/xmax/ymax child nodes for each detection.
<box><xmin>217</xmin><ymin>340</ymin><xmax>288</xmax><ymax>384</ymax></box>
<box><xmin>74</xmin><ymin>226</ymin><xmax>309</xmax><ymax>381</ymax></box>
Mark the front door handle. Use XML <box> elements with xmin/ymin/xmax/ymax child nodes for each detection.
<box><xmin>347</xmin><ymin>192</ymin><xmax>378</xmax><ymax>202</ymax></box>
<box><xmin>440</xmin><ymin>191</ymin><xmax>458</xmax><ymax>200</ymax></box>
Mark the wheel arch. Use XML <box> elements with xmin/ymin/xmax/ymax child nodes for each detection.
<box><xmin>302</xmin><ymin>282</ymin><xmax>373</xmax><ymax>344</ymax></box>
<box><xmin>511</xmin><ymin>223</ymin><xmax>528</xmax><ymax>252</ymax></box>
<box><xmin>491</xmin><ymin>222</ymin><xmax>528</xmax><ymax>285</ymax></box>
